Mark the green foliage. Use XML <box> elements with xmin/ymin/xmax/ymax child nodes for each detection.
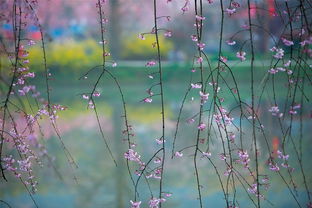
<box><xmin>120</xmin><ymin>34</ymin><xmax>173</xmax><ymax>60</ymax></box>
<box><xmin>28</xmin><ymin>39</ymin><xmax>104</xmax><ymax>74</ymax></box>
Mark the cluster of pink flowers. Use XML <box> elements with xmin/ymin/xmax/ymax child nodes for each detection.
<box><xmin>199</xmin><ymin>91</ymin><xmax>209</xmax><ymax>104</ymax></box>
<box><xmin>2</xmin><ymin>132</ymin><xmax>39</xmax><ymax>193</ymax></box>
<box><xmin>124</xmin><ymin>149</ymin><xmax>142</xmax><ymax>163</ymax></box>
<box><xmin>214</xmin><ymin>107</ymin><xmax>234</xmax><ymax>128</ymax></box>
<box><xmin>148</xmin><ymin>197</ymin><xmax>166</xmax><ymax>208</ymax></box>
<box><xmin>236</xmin><ymin>150</ymin><xmax>250</xmax><ymax>168</ymax></box>
<box><xmin>270</xmin><ymin>47</ymin><xmax>285</xmax><ymax>59</ymax></box>
<box><xmin>269</xmin><ymin>162</ymin><xmax>280</xmax><ymax>172</ymax></box>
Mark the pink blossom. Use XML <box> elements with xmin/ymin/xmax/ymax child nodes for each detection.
<box><xmin>164</xmin><ymin>193</ymin><xmax>172</xmax><ymax>197</ymax></box>
<box><xmin>268</xmin><ymin>106</ymin><xmax>279</xmax><ymax>116</ymax></box>
<box><xmin>271</xmin><ymin>47</ymin><xmax>284</xmax><ymax>59</ymax></box>
<box><xmin>181</xmin><ymin>1</ymin><xmax>190</xmax><ymax>13</ymax></box>
<box><xmin>130</xmin><ymin>200</ymin><xmax>141</xmax><ymax>208</ymax></box>
<box><xmin>156</xmin><ymin>138</ymin><xmax>165</xmax><ymax>144</ymax></box>
<box><xmin>195</xmin><ymin>15</ymin><xmax>205</xmax><ymax>21</ymax></box>
<box><xmin>229</xmin><ymin>133</ymin><xmax>235</xmax><ymax>143</ymax></box>
<box><xmin>124</xmin><ymin>149</ymin><xmax>141</xmax><ymax>163</ymax></box>
<box><xmin>277</xmin><ymin>150</ymin><xmax>289</xmax><ymax>160</ymax></box>
<box><xmin>241</xmin><ymin>24</ymin><xmax>250</xmax><ymax>29</ymax></box>
<box><xmin>237</xmin><ymin>150</ymin><xmax>250</xmax><ymax>168</ymax></box>
<box><xmin>93</xmin><ymin>91</ymin><xmax>101</xmax><ymax>97</ymax></box>
<box><xmin>231</xmin><ymin>2</ymin><xmax>240</xmax><ymax>8</ymax></box>
<box><xmin>197</xmin><ymin>42</ymin><xmax>205</xmax><ymax>50</ymax></box>
<box><xmin>299</xmin><ymin>36</ymin><xmax>312</xmax><ymax>46</ymax></box>
<box><xmin>191</xmin><ymin>35</ymin><xmax>198</xmax><ymax>42</ymax></box>
<box><xmin>175</xmin><ymin>151</ymin><xmax>183</xmax><ymax>157</ymax></box>
<box><xmin>284</xmin><ymin>60</ymin><xmax>291</xmax><ymax>67</ymax></box>
<box><xmin>236</xmin><ymin>51</ymin><xmax>246</xmax><ymax>61</ymax></box>
<box><xmin>281</xmin><ymin>37</ymin><xmax>294</xmax><ymax>46</ymax></box>
<box><xmin>202</xmin><ymin>152</ymin><xmax>211</xmax><ymax>157</ymax></box>
<box><xmin>28</xmin><ymin>40</ymin><xmax>35</xmax><ymax>46</ymax></box>
<box><xmin>24</xmin><ymin>72</ymin><xmax>35</xmax><ymax>78</ymax></box>
<box><xmin>197</xmin><ymin>122</ymin><xmax>206</xmax><ymax>131</ymax></box>
<box><xmin>220</xmin><ymin>56</ymin><xmax>228</xmax><ymax>63</ymax></box>
<box><xmin>82</xmin><ymin>94</ymin><xmax>89</xmax><ymax>100</ymax></box>
<box><xmin>226</xmin><ymin>8</ymin><xmax>236</xmax><ymax>15</ymax></box>
<box><xmin>112</xmin><ymin>62</ymin><xmax>117</xmax><ymax>67</ymax></box>
<box><xmin>269</xmin><ymin>162</ymin><xmax>280</xmax><ymax>172</ymax></box>
<box><xmin>268</xmin><ymin>68</ymin><xmax>278</xmax><ymax>74</ymax></box>
<box><xmin>199</xmin><ymin>91</ymin><xmax>209</xmax><ymax>103</ymax></box>
<box><xmin>138</xmin><ymin>34</ymin><xmax>145</xmax><ymax>40</ymax></box>
<box><xmin>191</xmin><ymin>83</ymin><xmax>202</xmax><ymax>89</ymax></box>
<box><xmin>224</xmin><ymin>167</ymin><xmax>232</xmax><ymax>176</ymax></box>
<box><xmin>187</xmin><ymin>118</ymin><xmax>195</xmax><ymax>124</ymax></box>
<box><xmin>277</xmin><ymin>67</ymin><xmax>286</xmax><ymax>72</ymax></box>
<box><xmin>219</xmin><ymin>153</ymin><xmax>227</xmax><ymax>160</ymax></box>
<box><xmin>248</xmin><ymin>183</ymin><xmax>258</xmax><ymax>195</ymax></box>
<box><xmin>146</xmin><ymin>61</ymin><xmax>156</xmax><ymax>67</ymax></box>
<box><xmin>143</xmin><ymin>98</ymin><xmax>153</xmax><ymax>103</ymax></box>
<box><xmin>226</xmin><ymin>40</ymin><xmax>236</xmax><ymax>45</ymax></box>
<box><xmin>164</xmin><ymin>31</ymin><xmax>172</xmax><ymax>37</ymax></box>
<box><xmin>149</xmin><ymin>197</ymin><xmax>165</xmax><ymax>208</ymax></box>
<box><xmin>196</xmin><ymin>57</ymin><xmax>203</xmax><ymax>64</ymax></box>
<box><xmin>154</xmin><ymin>157</ymin><xmax>162</xmax><ymax>164</ymax></box>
